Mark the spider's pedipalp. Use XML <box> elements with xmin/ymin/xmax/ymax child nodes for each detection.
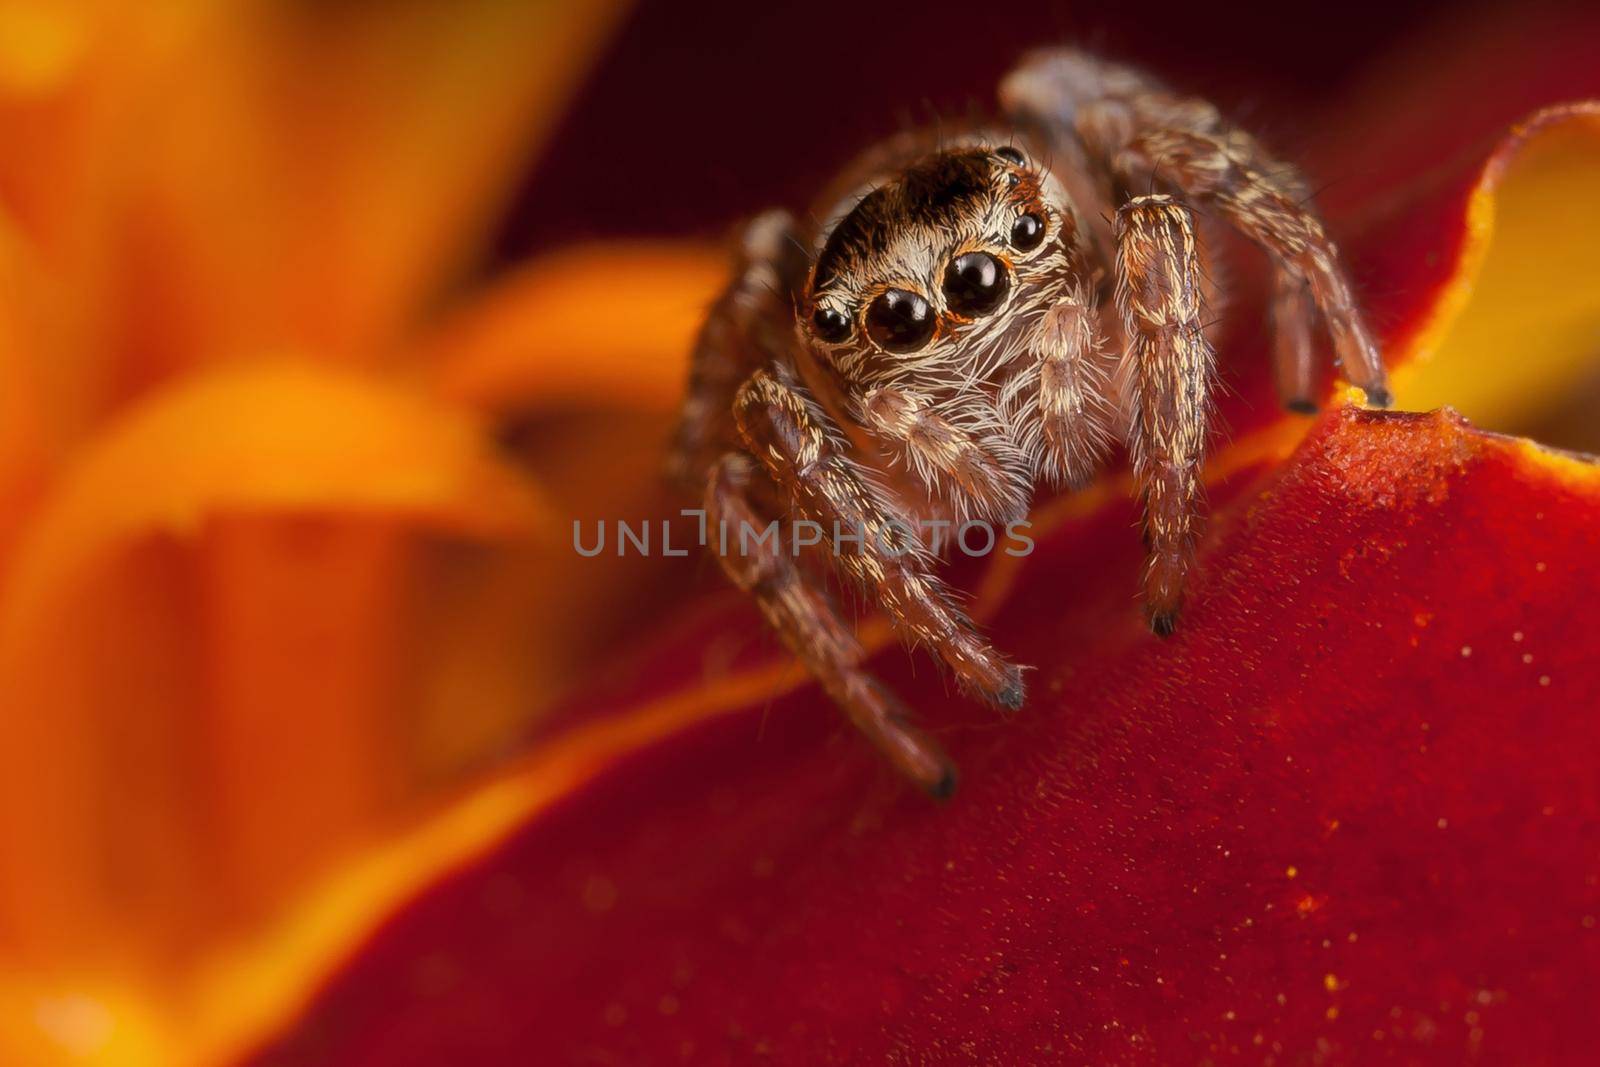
<box><xmin>1033</xmin><ymin>286</ymin><xmax>1117</xmax><ymax>488</ymax></box>
<box><xmin>856</xmin><ymin>385</ymin><xmax>1031</xmax><ymax>524</ymax></box>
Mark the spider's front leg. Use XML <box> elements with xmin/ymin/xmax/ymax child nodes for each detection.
<box><xmin>1113</xmin><ymin>195</ymin><xmax>1215</xmax><ymax>635</ymax></box>
<box><xmin>733</xmin><ymin>366</ymin><xmax>1026</xmax><ymax>709</ymax></box>
<box><xmin>705</xmin><ymin>453</ymin><xmax>956</xmax><ymax>796</ymax></box>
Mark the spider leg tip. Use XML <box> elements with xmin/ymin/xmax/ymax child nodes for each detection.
<box><xmin>1286</xmin><ymin>398</ymin><xmax>1318</xmax><ymax>416</ymax></box>
<box><xmin>995</xmin><ymin>678</ymin><xmax>1026</xmax><ymax>712</ymax></box>
<box><xmin>1363</xmin><ymin>385</ymin><xmax>1394</xmax><ymax>409</ymax></box>
<box><xmin>1149</xmin><ymin>611</ymin><xmax>1179</xmax><ymax>638</ymax></box>
<box><xmin>927</xmin><ymin>765</ymin><xmax>960</xmax><ymax>801</ymax></box>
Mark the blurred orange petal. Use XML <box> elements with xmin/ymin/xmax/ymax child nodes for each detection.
<box><xmin>414</xmin><ymin>239</ymin><xmax>733</xmax><ymax>774</ymax></box>
<box><xmin>0</xmin><ymin>0</ymin><xmax>630</xmax><ymax>443</ymax></box>
<box><xmin>406</xmin><ymin>414</ymin><xmax>688</xmax><ymax>785</ymax></box>
<box><xmin>0</xmin><ymin>0</ymin><xmax>161</xmax><ymax>249</ymax></box>
<box><xmin>120</xmin><ymin>0</ymin><xmax>631</xmax><ymax>363</ymax></box>
<box><xmin>2</xmin><ymin>360</ymin><xmax>541</xmax><ymax>630</ymax></box>
<box><xmin>426</xmin><ymin>242</ymin><xmax>726</xmax><ymax>415</ymax></box>
<box><xmin>0</xmin><ymin>211</ymin><xmax>50</xmax><ymax>561</ymax></box>
<box><xmin>0</xmin><ymin>361</ymin><xmax>543</xmax><ymax>965</ymax></box>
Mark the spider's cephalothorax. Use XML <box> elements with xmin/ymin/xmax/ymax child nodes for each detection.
<box><xmin>802</xmin><ymin>139</ymin><xmax>1110</xmax><ymax>526</ymax></box>
<box><xmin>670</xmin><ymin>49</ymin><xmax>1390</xmax><ymax>796</ymax></box>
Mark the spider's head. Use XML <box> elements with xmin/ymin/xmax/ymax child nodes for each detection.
<box><xmin>801</xmin><ymin>141</ymin><xmax>1081</xmax><ymax>372</ymax></box>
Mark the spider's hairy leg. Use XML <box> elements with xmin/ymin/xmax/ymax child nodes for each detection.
<box><xmin>1114</xmin><ymin>195</ymin><xmax>1214</xmax><ymax>636</ymax></box>
<box><xmin>669</xmin><ymin>210</ymin><xmax>807</xmax><ymax>489</ymax></box>
<box><xmin>1117</xmin><ymin>128</ymin><xmax>1390</xmax><ymax>406</ymax></box>
<box><xmin>1272</xmin><ymin>272</ymin><xmax>1320</xmax><ymax>413</ymax></box>
<box><xmin>733</xmin><ymin>367</ymin><xmax>1026</xmax><ymax>709</ymax></box>
<box><xmin>1232</xmin><ymin>152</ymin><xmax>1327</xmax><ymax>413</ymax></box>
<box><xmin>706</xmin><ymin>453</ymin><xmax>956</xmax><ymax>796</ymax></box>
<box><xmin>1035</xmin><ymin>287</ymin><xmax>1115</xmax><ymax>488</ymax></box>
<box><xmin>856</xmin><ymin>386</ymin><xmax>1027</xmax><ymax>521</ymax></box>
<box><xmin>999</xmin><ymin>48</ymin><xmax>1389</xmax><ymax>408</ymax></box>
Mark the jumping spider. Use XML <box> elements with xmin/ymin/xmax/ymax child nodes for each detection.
<box><xmin>670</xmin><ymin>48</ymin><xmax>1390</xmax><ymax>796</ymax></box>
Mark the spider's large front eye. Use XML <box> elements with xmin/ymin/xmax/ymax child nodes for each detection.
<box><xmin>812</xmin><ymin>306</ymin><xmax>853</xmax><ymax>344</ymax></box>
<box><xmin>1010</xmin><ymin>211</ymin><xmax>1046</xmax><ymax>252</ymax></box>
<box><xmin>864</xmin><ymin>289</ymin><xmax>935</xmax><ymax>353</ymax></box>
<box><xmin>943</xmin><ymin>252</ymin><xmax>1010</xmax><ymax>316</ymax></box>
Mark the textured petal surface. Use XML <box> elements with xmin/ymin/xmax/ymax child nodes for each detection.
<box><xmin>250</xmin><ymin>403</ymin><xmax>1600</xmax><ymax>1066</ymax></box>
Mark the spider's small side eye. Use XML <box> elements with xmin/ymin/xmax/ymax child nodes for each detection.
<box><xmin>943</xmin><ymin>252</ymin><xmax>1010</xmax><ymax>316</ymax></box>
<box><xmin>1010</xmin><ymin>212</ymin><xmax>1046</xmax><ymax>251</ymax></box>
<box><xmin>994</xmin><ymin>145</ymin><xmax>1026</xmax><ymax>165</ymax></box>
<box><xmin>864</xmin><ymin>289</ymin><xmax>935</xmax><ymax>353</ymax></box>
<box><xmin>812</xmin><ymin>306</ymin><xmax>853</xmax><ymax>344</ymax></box>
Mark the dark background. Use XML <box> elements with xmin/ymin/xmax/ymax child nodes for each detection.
<box><xmin>501</xmin><ymin>0</ymin><xmax>1474</xmax><ymax>253</ymax></box>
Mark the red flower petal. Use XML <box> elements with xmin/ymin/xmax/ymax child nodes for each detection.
<box><xmin>1211</xmin><ymin>96</ymin><xmax>1600</xmax><ymax>436</ymax></box>
<box><xmin>247</xmin><ymin>404</ymin><xmax>1599</xmax><ymax>1065</ymax></box>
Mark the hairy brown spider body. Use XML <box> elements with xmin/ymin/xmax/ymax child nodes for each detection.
<box><xmin>670</xmin><ymin>48</ymin><xmax>1390</xmax><ymax>795</ymax></box>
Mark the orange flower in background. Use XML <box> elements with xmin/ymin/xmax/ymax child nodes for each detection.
<box><xmin>0</xmin><ymin>1</ymin><xmax>1597</xmax><ymax>1065</ymax></box>
<box><xmin>0</xmin><ymin>1</ymin><xmax>716</xmax><ymax>1061</ymax></box>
